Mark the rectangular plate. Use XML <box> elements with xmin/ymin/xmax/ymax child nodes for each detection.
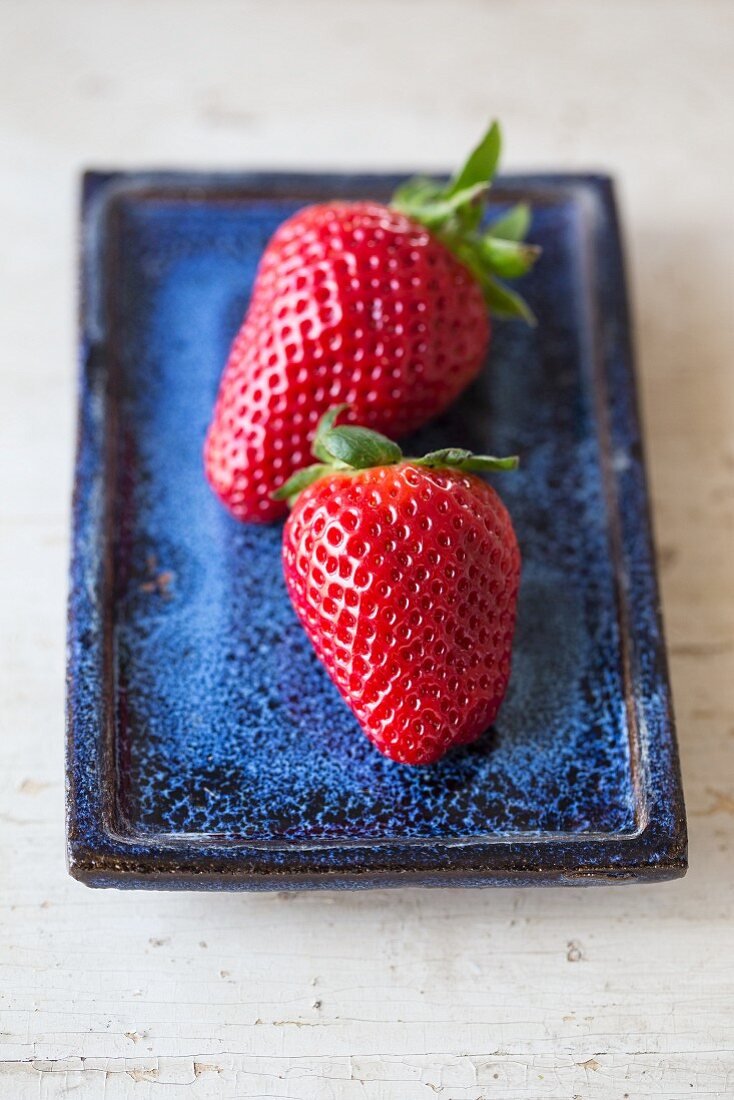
<box><xmin>67</xmin><ymin>170</ymin><xmax>686</xmax><ymax>889</ymax></box>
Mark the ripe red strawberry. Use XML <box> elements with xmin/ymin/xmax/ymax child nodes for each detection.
<box><xmin>205</xmin><ymin>121</ymin><xmax>539</xmax><ymax>522</ymax></box>
<box><xmin>278</xmin><ymin>409</ymin><xmax>521</xmax><ymax>765</ymax></box>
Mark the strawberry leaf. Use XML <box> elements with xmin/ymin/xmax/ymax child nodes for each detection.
<box><xmin>272</xmin><ymin>464</ymin><xmax>333</xmax><ymax>502</ymax></box>
<box><xmin>393</xmin><ymin>181</ymin><xmax>488</xmax><ymax>231</ymax></box>
<box><xmin>390</xmin><ymin>123</ymin><xmax>539</xmax><ymax>325</ymax></box>
<box><xmin>414</xmin><ymin>449</ymin><xmax>519</xmax><ymax>472</ymax></box>
<box><xmin>478</xmin><ymin>235</ymin><xmax>541</xmax><ymax>279</ymax></box>
<box><xmin>312</xmin><ymin>403</ymin><xmax>350</xmax><ymax>462</ymax></box>
<box><xmin>415</xmin><ymin>448</ymin><xmax>473</xmax><ymax>466</ymax></box>
<box><xmin>275</xmin><ymin>407</ymin><xmax>518</xmax><ymax>508</ymax></box>
<box><xmin>482</xmin><ymin>275</ymin><xmax>537</xmax><ymax>325</ymax></box>
<box><xmin>451</xmin><ymin>454</ymin><xmax>519</xmax><ymax>472</ymax></box>
<box><xmin>320</xmin><ymin>426</ymin><xmax>403</xmax><ymax>469</ymax></box>
<box><xmin>487</xmin><ymin>202</ymin><xmax>531</xmax><ymax>242</ymax></box>
<box><xmin>446</xmin><ymin>121</ymin><xmax>501</xmax><ymax>197</ymax></box>
<box><xmin>391</xmin><ymin>177</ymin><xmax>444</xmax><ymax>212</ymax></box>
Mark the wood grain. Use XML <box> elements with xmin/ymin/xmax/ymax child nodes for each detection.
<box><xmin>1</xmin><ymin>1</ymin><xmax>732</xmax><ymax>1096</ymax></box>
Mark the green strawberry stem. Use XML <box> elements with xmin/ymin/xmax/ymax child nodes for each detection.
<box><xmin>273</xmin><ymin>406</ymin><xmax>518</xmax><ymax>505</ymax></box>
<box><xmin>391</xmin><ymin>120</ymin><xmax>540</xmax><ymax>325</ymax></box>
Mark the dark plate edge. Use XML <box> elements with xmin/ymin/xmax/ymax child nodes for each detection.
<box><xmin>581</xmin><ymin>176</ymin><xmax>687</xmax><ymax>873</ymax></box>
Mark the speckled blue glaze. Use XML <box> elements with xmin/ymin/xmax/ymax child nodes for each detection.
<box><xmin>66</xmin><ymin>171</ymin><xmax>686</xmax><ymax>888</ymax></box>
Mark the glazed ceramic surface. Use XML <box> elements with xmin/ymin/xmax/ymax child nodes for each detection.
<box><xmin>66</xmin><ymin>171</ymin><xmax>686</xmax><ymax>888</ymax></box>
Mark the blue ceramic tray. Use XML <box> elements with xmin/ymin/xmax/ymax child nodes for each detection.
<box><xmin>66</xmin><ymin>170</ymin><xmax>686</xmax><ymax>889</ymax></box>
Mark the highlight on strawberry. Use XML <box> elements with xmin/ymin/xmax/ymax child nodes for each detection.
<box><xmin>277</xmin><ymin>408</ymin><xmax>521</xmax><ymax>765</ymax></box>
<box><xmin>205</xmin><ymin>120</ymin><xmax>539</xmax><ymax>523</ymax></box>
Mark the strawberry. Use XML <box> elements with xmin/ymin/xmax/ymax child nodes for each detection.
<box><xmin>205</xmin><ymin>121</ymin><xmax>539</xmax><ymax>522</ymax></box>
<box><xmin>277</xmin><ymin>408</ymin><xmax>521</xmax><ymax>765</ymax></box>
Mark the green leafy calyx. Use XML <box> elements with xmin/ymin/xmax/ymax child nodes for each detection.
<box><xmin>273</xmin><ymin>407</ymin><xmax>518</xmax><ymax>505</ymax></box>
<box><xmin>391</xmin><ymin>121</ymin><xmax>540</xmax><ymax>324</ymax></box>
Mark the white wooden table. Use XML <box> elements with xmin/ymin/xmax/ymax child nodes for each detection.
<box><xmin>1</xmin><ymin>2</ymin><xmax>733</xmax><ymax>1096</ymax></box>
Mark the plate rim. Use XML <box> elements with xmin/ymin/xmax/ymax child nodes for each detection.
<box><xmin>66</xmin><ymin>169</ymin><xmax>687</xmax><ymax>889</ymax></box>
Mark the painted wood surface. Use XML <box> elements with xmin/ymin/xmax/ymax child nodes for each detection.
<box><xmin>1</xmin><ymin>1</ymin><xmax>732</xmax><ymax>1096</ymax></box>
